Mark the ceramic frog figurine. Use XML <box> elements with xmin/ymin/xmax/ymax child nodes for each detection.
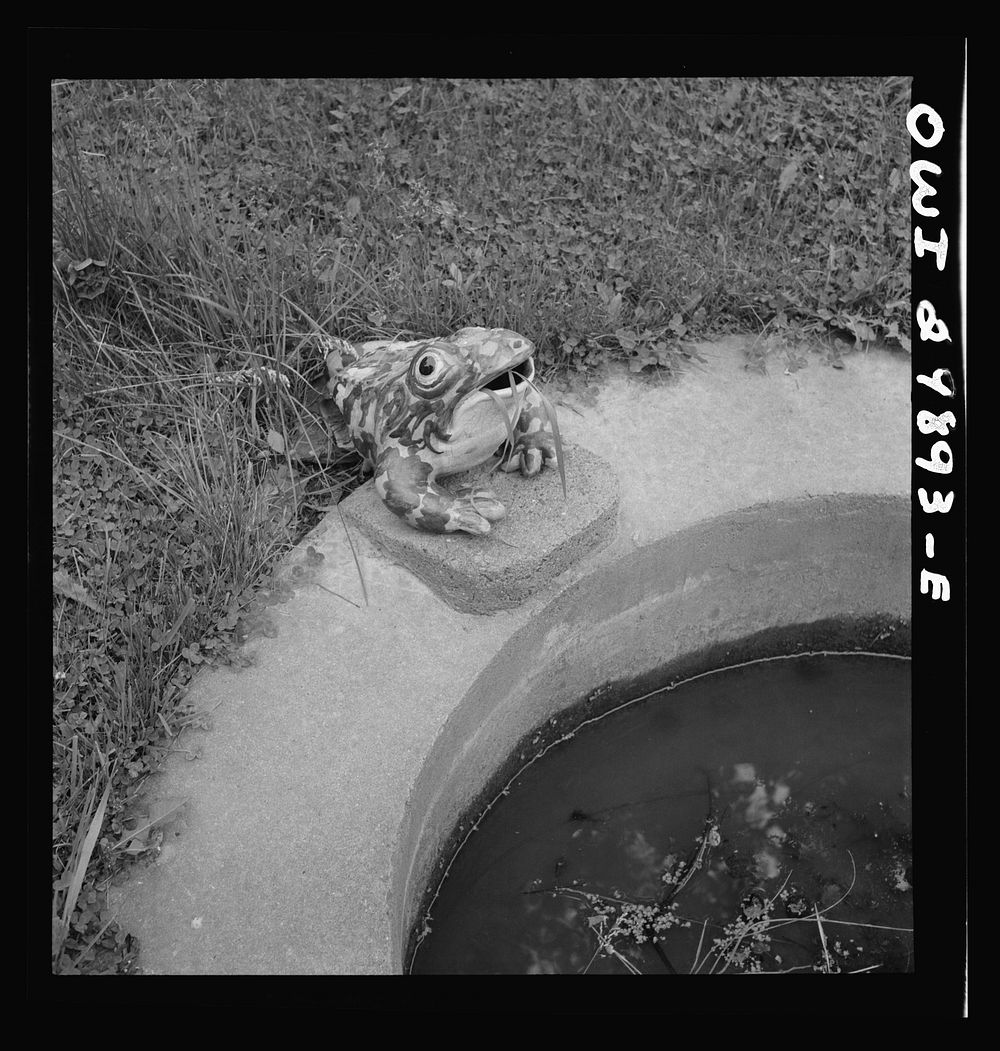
<box><xmin>321</xmin><ymin>327</ymin><xmax>558</xmax><ymax>534</ymax></box>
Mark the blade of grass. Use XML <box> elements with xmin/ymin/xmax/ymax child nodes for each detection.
<box><xmin>109</xmin><ymin>796</ymin><xmax>188</xmax><ymax>853</ymax></box>
<box><xmin>155</xmin><ymin>594</ymin><xmax>196</xmax><ymax>649</ymax></box>
<box><xmin>58</xmin><ymin>778</ymin><xmax>111</xmax><ymax>938</ymax></box>
<box><xmin>313</xmin><ymin>580</ymin><xmax>362</xmax><ymax>610</ymax></box>
<box><xmin>482</xmin><ymin>386</ymin><xmax>517</xmax><ymax>459</ymax></box>
<box><xmin>53</xmin><ymin>568</ymin><xmax>102</xmax><ymax>612</ymax></box>
<box><xmin>336</xmin><ymin>503</ymin><xmax>368</xmax><ymax>607</ymax></box>
<box><xmin>506</xmin><ymin>369</ymin><xmax>525</xmax><ymax>432</ymax></box>
<box><xmin>74</xmin><ymin>911</ymin><xmax>119</xmax><ymax>971</ymax></box>
<box><xmin>526</xmin><ymin>378</ymin><xmax>567</xmax><ymax>498</ymax></box>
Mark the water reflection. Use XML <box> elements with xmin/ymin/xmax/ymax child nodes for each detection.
<box><xmin>411</xmin><ymin>655</ymin><xmax>912</xmax><ymax>975</ymax></box>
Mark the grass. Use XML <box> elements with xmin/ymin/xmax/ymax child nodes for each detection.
<box><xmin>49</xmin><ymin>77</ymin><xmax>911</xmax><ymax>974</ymax></box>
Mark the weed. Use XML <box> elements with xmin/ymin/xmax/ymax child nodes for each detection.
<box><xmin>537</xmin><ymin>847</ymin><xmax>913</xmax><ymax>976</ymax></box>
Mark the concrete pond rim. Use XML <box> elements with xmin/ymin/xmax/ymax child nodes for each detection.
<box><xmin>389</xmin><ymin>492</ymin><xmax>911</xmax><ymax>973</ymax></box>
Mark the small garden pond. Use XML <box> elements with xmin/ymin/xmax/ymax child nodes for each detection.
<box><xmin>409</xmin><ymin>653</ymin><xmax>912</xmax><ymax>975</ymax></box>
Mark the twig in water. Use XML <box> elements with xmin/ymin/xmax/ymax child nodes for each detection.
<box><xmin>814</xmin><ymin>903</ymin><xmax>834</xmax><ymax>973</ymax></box>
<box><xmin>689</xmin><ymin>917</ymin><xmax>710</xmax><ymax>974</ymax></box>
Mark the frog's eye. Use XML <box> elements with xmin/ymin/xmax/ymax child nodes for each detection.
<box><xmin>410</xmin><ymin>349</ymin><xmax>448</xmax><ymax>392</ymax></box>
<box><xmin>417</xmin><ymin>353</ymin><xmax>440</xmax><ymax>378</ymax></box>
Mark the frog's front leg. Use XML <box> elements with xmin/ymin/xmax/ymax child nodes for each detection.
<box><xmin>375</xmin><ymin>447</ymin><xmax>506</xmax><ymax>535</ymax></box>
<box><xmin>498</xmin><ymin>386</ymin><xmax>559</xmax><ymax>477</ymax></box>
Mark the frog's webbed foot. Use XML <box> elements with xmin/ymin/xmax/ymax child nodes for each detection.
<box><xmin>449</xmin><ymin>483</ymin><xmax>506</xmax><ymax>531</ymax></box>
<box><xmin>376</xmin><ymin>448</ymin><xmax>506</xmax><ymax>535</ymax></box>
<box><xmin>499</xmin><ymin>433</ymin><xmax>558</xmax><ymax>477</ymax></box>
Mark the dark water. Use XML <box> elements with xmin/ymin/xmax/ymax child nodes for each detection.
<box><xmin>409</xmin><ymin>654</ymin><xmax>912</xmax><ymax>975</ymax></box>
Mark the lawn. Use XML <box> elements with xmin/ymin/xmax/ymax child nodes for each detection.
<box><xmin>50</xmin><ymin>77</ymin><xmax>910</xmax><ymax>973</ymax></box>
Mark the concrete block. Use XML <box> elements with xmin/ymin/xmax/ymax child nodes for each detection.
<box><xmin>339</xmin><ymin>442</ymin><xmax>620</xmax><ymax>614</ymax></box>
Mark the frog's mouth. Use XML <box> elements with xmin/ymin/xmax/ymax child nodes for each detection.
<box><xmin>454</xmin><ymin>354</ymin><xmax>535</xmax><ymax>422</ymax></box>
<box><xmin>474</xmin><ymin>355</ymin><xmax>535</xmax><ymax>401</ymax></box>
<box><xmin>427</xmin><ymin>355</ymin><xmax>536</xmax><ymax>458</ymax></box>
